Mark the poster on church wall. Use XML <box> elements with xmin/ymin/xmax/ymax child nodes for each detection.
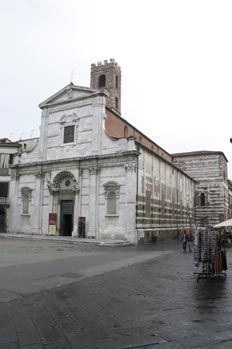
<box><xmin>48</xmin><ymin>213</ymin><xmax>57</xmax><ymax>235</ymax></box>
<box><xmin>49</xmin><ymin>213</ymin><xmax>57</xmax><ymax>225</ymax></box>
<box><xmin>48</xmin><ymin>225</ymin><xmax>56</xmax><ymax>236</ymax></box>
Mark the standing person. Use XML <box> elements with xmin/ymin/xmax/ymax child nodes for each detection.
<box><xmin>182</xmin><ymin>231</ymin><xmax>187</xmax><ymax>252</ymax></box>
<box><xmin>186</xmin><ymin>231</ymin><xmax>194</xmax><ymax>252</ymax></box>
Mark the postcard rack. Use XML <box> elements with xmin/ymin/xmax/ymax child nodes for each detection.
<box><xmin>193</xmin><ymin>229</ymin><xmax>227</xmax><ymax>282</ymax></box>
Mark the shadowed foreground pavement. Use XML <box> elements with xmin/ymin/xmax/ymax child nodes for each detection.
<box><xmin>0</xmin><ymin>238</ymin><xmax>232</xmax><ymax>348</ymax></box>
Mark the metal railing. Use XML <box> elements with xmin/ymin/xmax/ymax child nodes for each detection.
<box><xmin>0</xmin><ymin>197</ymin><xmax>9</xmax><ymax>205</ymax></box>
<box><xmin>0</xmin><ymin>168</ymin><xmax>9</xmax><ymax>176</ymax></box>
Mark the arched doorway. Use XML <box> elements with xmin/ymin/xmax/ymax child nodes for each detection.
<box><xmin>0</xmin><ymin>207</ymin><xmax>6</xmax><ymax>232</ymax></box>
<box><xmin>48</xmin><ymin>171</ymin><xmax>79</xmax><ymax>237</ymax></box>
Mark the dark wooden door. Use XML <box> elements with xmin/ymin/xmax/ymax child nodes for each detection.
<box><xmin>60</xmin><ymin>201</ymin><xmax>73</xmax><ymax>236</ymax></box>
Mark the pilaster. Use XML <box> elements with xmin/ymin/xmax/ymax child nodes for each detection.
<box><xmin>33</xmin><ymin>171</ymin><xmax>44</xmax><ymax>234</ymax></box>
<box><xmin>88</xmin><ymin>166</ymin><xmax>100</xmax><ymax>238</ymax></box>
<box><xmin>124</xmin><ymin>161</ymin><xmax>137</xmax><ymax>243</ymax></box>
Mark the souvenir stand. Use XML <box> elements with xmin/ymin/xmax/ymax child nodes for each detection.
<box><xmin>193</xmin><ymin>228</ymin><xmax>227</xmax><ymax>282</ymax></box>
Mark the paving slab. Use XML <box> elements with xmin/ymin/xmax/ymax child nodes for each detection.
<box><xmin>0</xmin><ymin>238</ymin><xmax>231</xmax><ymax>348</ymax></box>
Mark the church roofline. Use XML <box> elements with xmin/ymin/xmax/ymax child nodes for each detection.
<box><xmin>172</xmin><ymin>150</ymin><xmax>228</xmax><ymax>162</ymax></box>
<box><xmin>136</xmin><ymin>141</ymin><xmax>196</xmax><ymax>182</ymax></box>
<box><xmin>39</xmin><ymin>83</ymin><xmax>97</xmax><ymax>109</ymax></box>
<box><xmin>105</xmin><ymin>107</ymin><xmax>171</xmax><ymax>158</ymax></box>
<box><xmin>17</xmin><ymin>137</ymin><xmax>39</xmax><ymax>142</ymax></box>
<box><xmin>0</xmin><ymin>138</ymin><xmax>21</xmax><ymax>148</ymax></box>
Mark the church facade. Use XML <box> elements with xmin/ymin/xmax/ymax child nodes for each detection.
<box><xmin>7</xmin><ymin>59</ymin><xmax>230</xmax><ymax>243</ymax></box>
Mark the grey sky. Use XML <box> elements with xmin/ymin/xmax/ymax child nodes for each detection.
<box><xmin>1</xmin><ymin>0</ymin><xmax>232</xmax><ymax>176</ymax></box>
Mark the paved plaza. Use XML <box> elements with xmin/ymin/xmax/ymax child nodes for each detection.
<box><xmin>0</xmin><ymin>237</ymin><xmax>232</xmax><ymax>348</ymax></box>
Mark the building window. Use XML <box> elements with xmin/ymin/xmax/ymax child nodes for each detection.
<box><xmin>22</xmin><ymin>188</ymin><xmax>32</xmax><ymax>215</ymax></box>
<box><xmin>0</xmin><ymin>154</ymin><xmax>9</xmax><ymax>168</ymax></box>
<box><xmin>104</xmin><ymin>182</ymin><xmax>120</xmax><ymax>216</ymax></box>
<box><xmin>107</xmin><ymin>191</ymin><xmax>117</xmax><ymax>214</ymax></box>
<box><xmin>200</xmin><ymin>193</ymin><xmax>205</xmax><ymax>206</ymax></box>
<box><xmin>9</xmin><ymin>154</ymin><xmax>14</xmax><ymax>165</ymax></box>
<box><xmin>115</xmin><ymin>97</ymin><xmax>119</xmax><ymax>109</ymax></box>
<box><xmin>63</xmin><ymin>125</ymin><xmax>75</xmax><ymax>144</ymax></box>
<box><xmin>0</xmin><ymin>182</ymin><xmax>8</xmax><ymax>197</ymax></box>
<box><xmin>115</xmin><ymin>76</ymin><xmax>118</xmax><ymax>88</ymax></box>
<box><xmin>98</xmin><ymin>74</ymin><xmax>106</xmax><ymax>87</ymax></box>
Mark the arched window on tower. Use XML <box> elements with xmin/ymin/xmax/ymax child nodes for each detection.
<box><xmin>115</xmin><ymin>97</ymin><xmax>119</xmax><ymax>110</ymax></box>
<box><xmin>115</xmin><ymin>76</ymin><xmax>118</xmax><ymax>88</ymax></box>
<box><xmin>200</xmin><ymin>193</ymin><xmax>205</xmax><ymax>206</ymax></box>
<box><xmin>98</xmin><ymin>74</ymin><xmax>106</xmax><ymax>87</ymax></box>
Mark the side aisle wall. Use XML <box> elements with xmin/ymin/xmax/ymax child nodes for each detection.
<box><xmin>136</xmin><ymin>146</ymin><xmax>195</xmax><ymax>242</ymax></box>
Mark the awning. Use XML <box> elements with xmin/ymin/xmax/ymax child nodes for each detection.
<box><xmin>213</xmin><ymin>219</ymin><xmax>232</xmax><ymax>228</ymax></box>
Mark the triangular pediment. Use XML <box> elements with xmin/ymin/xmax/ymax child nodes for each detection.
<box><xmin>39</xmin><ymin>83</ymin><xmax>97</xmax><ymax>109</ymax></box>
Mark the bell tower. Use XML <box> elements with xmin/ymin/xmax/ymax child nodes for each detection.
<box><xmin>90</xmin><ymin>59</ymin><xmax>121</xmax><ymax>115</ymax></box>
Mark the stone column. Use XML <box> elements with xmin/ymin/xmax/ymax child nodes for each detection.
<box><xmin>33</xmin><ymin>171</ymin><xmax>44</xmax><ymax>234</ymax></box>
<box><xmin>124</xmin><ymin>161</ymin><xmax>137</xmax><ymax>243</ymax></box>
<box><xmin>72</xmin><ymin>168</ymin><xmax>83</xmax><ymax>237</ymax></box>
<box><xmin>8</xmin><ymin>172</ymin><xmax>20</xmax><ymax>233</ymax></box>
<box><xmin>92</xmin><ymin>96</ymin><xmax>106</xmax><ymax>154</ymax></box>
<box><xmin>72</xmin><ymin>177</ymin><xmax>80</xmax><ymax>237</ymax></box>
<box><xmin>72</xmin><ymin>193</ymin><xmax>79</xmax><ymax>237</ymax></box>
<box><xmin>46</xmin><ymin>175</ymin><xmax>58</xmax><ymax>235</ymax></box>
<box><xmin>88</xmin><ymin>166</ymin><xmax>100</xmax><ymax>239</ymax></box>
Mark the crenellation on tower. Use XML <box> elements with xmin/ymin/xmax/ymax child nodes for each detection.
<box><xmin>90</xmin><ymin>58</ymin><xmax>121</xmax><ymax>114</ymax></box>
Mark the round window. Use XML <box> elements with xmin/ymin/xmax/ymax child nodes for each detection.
<box><xmin>65</xmin><ymin>180</ymin><xmax>71</xmax><ymax>187</ymax></box>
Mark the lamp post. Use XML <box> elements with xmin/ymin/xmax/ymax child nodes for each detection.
<box><xmin>229</xmin><ymin>137</ymin><xmax>232</xmax><ymax>219</ymax></box>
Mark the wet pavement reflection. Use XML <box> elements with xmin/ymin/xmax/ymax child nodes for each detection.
<box><xmin>1</xmin><ymin>239</ymin><xmax>232</xmax><ymax>348</ymax></box>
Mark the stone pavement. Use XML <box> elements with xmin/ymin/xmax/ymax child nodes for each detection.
<box><xmin>0</xmin><ymin>233</ymin><xmax>132</xmax><ymax>247</ymax></box>
<box><xmin>1</xmin><ymin>239</ymin><xmax>232</xmax><ymax>348</ymax></box>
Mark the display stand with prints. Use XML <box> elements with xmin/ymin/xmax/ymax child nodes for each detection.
<box><xmin>193</xmin><ymin>229</ymin><xmax>227</xmax><ymax>282</ymax></box>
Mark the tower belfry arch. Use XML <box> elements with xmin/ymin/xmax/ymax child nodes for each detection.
<box><xmin>90</xmin><ymin>58</ymin><xmax>121</xmax><ymax>114</ymax></box>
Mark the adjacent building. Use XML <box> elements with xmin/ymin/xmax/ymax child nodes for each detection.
<box><xmin>173</xmin><ymin>151</ymin><xmax>230</xmax><ymax>228</ymax></box>
<box><xmin>0</xmin><ymin>138</ymin><xmax>21</xmax><ymax>232</ymax></box>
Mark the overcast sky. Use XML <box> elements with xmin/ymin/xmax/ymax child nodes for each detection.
<box><xmin>1</xmin><ymin>0</ymin><xmax>232</xmax><ymax>176</ymax></box>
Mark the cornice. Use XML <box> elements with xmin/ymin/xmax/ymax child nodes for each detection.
<box><xmin>11</xmin><ymin>150</ymin><xmax>139</xmax><ymax>170</ymax></box>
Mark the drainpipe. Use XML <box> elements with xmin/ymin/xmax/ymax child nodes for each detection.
<box><xmin>177</xmin><ymin>170</ymin><xmax>179</xmax><ymax>238</ymax></box>
<box><xmin>136</xmin><ymin>147</ymin><xmax>139</xmax><ymax>244</ymax></box>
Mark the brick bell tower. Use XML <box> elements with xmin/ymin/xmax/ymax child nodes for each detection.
<box><xmin>90</xmin><ymin>58</ymin><xmax>121</xmax><ymax>115</ymax></box>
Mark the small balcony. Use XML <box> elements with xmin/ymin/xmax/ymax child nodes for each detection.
<box><xmin>0</xmin><ymin>168</ymin><xmax>10</xmax><ymax>176</ymax></box>
<box><xmin>0</xmin><ymin>197</ymin><xmax>9</xmax><ymax>206</ymax></box>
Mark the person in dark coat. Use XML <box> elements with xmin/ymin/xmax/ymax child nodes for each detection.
<box><xmin>182</xmin><ymin>231</ymin><xmax>187</xmax><ymax>252</ymax></box>
<box><xmin>186</xmin><ymin>231</ymin><xmax>194</xmax><ymax>252</ymax></box>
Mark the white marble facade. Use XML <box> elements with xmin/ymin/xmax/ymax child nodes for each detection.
<box><xmin>9</xmin><ymin>84</ymin><xmax>139</xmax><ymax>242</ymax></box>
<box><xmin>7</xmin><ymin>57</ymin><xmax>230</xmax><ymax>242</ymax></box>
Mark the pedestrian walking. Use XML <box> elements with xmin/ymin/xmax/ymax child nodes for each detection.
<box><xmin>186</xmin><ymin>231</ymin><xmax>194</xmax><ymax>252</ymax></box>
<box><xmin>182</xmin><ymin>231</ymin><xmax>187</xmax><ymax>252</ymax></box>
